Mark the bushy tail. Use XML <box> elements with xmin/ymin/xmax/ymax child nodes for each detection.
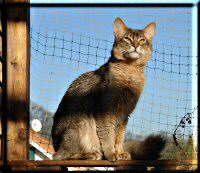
<box><xmin>124</xmin><ymin>134</ymin><xmax>167</xmax><ymax>160</ymax></box>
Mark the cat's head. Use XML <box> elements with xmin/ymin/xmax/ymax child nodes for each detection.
<box><xmin>113</xmin><ymin>17</ymin><xmax>156</xmax><ymax>62</ymax></box>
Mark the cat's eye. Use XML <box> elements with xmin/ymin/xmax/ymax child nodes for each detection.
<box><xmin>124</xmin><ymin>37</ymin><xmax>132</xmax><ymax>43</ymax></box>
<box><xmin>139</xmin><ymin>38</ymin><xmax>146</xmax><ymax>44</ymax></box>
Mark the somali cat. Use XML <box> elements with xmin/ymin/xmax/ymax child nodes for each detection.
<box><xmin>52</xmin><ymin>18</ymin><xmax>166</xmax><ymax>161</ymax></box>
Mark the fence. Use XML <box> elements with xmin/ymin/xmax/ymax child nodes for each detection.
<box><xmin>0</xmin><ymin>1</ymin><xmax>198</xmax><ymax>172</ymax></box>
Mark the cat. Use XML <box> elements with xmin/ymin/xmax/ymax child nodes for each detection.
<box><xmin>51</xmin><ymin>17</ymin><xmax>166</xmax><ymax>161</ymax></box>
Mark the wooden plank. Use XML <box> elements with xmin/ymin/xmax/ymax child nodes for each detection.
<box><xmin>0</xmin><ymin>9</ymin><xmax>2</xmax><ymax>160</ymax></box>
<box><xmin>1</xmin><ymin>3</ymin><xmax>6</xmax><ymax>165</ymax></box>
<box><xmin>8</xmin><ymin>160</ymin><xmax>198</xmax><ymax>167</ymax></box>
<box><xmin>6</xmin><ymin>0</ymin><xmax>30</xmax><ymax>160</ymax></box>
<box><xmin>4</xmin><ymin>0</ymin><xmax>30</xmax><ymax>3</ymax></box>
<box><xmin>6</xmin><ymin>160</ymin><xmax>197</xmax><ymax>171</ymax></box>
<box><xmin>11</xmin><ymin>166</ymin><xmax>62</xmax><ymax>171</ymax></box>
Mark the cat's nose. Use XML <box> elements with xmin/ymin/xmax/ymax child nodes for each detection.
<box><xmin>130</xmin><ymin>46</ymin><xmax>136</xmax><ymax>52</ymax></box>
<box><xmin>132</xmin><ymin>45</ymin><xmax>138</xmax><ymax>51</ymax></box>
<box><xmin>132</xmin><ymin>43</ymin><xmax>138</xmax><ymax>48</ymax></box>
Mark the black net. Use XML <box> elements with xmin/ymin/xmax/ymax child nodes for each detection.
<box><xmin>29</xmin><ymin>7</ymin><xmax>198</xmax><ymax>164</ymax></box>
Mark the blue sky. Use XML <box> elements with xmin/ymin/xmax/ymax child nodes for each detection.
<box><xmin>30</xmin><ymin>5</ymin><xmax>197</xmax><ymax>139</ymax></box>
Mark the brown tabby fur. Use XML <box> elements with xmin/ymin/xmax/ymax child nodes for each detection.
<box><xmin>51</xmin><ymin>17</ymin><xmax>166</xmax><ymax>161</ymax></box>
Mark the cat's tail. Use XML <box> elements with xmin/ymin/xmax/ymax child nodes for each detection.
<box><xmin>124</xmin><ymin>134</ymin><xmax>167</xmax><ymax>160</ymax></box>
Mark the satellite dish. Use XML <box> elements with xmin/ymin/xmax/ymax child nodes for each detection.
<box><xmin>31</xmin><ymin>119</ymin><xmax>42</xmax><ymax>132</ymax></box>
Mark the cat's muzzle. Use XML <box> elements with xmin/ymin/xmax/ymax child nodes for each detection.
<box><xmin>124</xmin><ymin>50</ymin><xmax>141</xmax><ymax>59</ymax></box>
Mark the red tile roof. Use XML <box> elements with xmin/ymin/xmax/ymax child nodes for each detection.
<box><xmin>30</xmin><ymin>129</ymin><xmax>55</xmax><ymax>155</ymax></box>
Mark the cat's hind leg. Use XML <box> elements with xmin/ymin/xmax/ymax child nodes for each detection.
<box><xmin>52</xmin><ymin>128</ymin><xmax>83</xmax><ymax>160</ymax></box>
<box><xmin>80</xmin><ymin>118</ymin><xmax>102</xmax><ymax>160</ymax></box>
<box><xmin>53</xmin><ymin>118</ymin><xmax>102</xmax><ymax>160</ymax></box>
<box><xmin>53</xmin><ymin>148</ymin><xmax>82</xmax><ymax>160</ymax></box>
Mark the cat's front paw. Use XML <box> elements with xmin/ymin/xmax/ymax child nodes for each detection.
<box><xmin>83</xmin><ymin>151</ymin><xmax>102</xmax><ymax>160</ymax></box>
<box><xmin>116</xmin><ymin>152</ymin><xmax>131</xmax><ymax>160</ymax></box>
<box><xmin>104</xmin><ymin>152</ymin><xmax>117</xmax><ymax>162</ymax></box>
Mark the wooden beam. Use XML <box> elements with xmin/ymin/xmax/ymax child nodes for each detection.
<box><xmin>8</xmin><ymin>160</ymin><xmax>198</xmax><ymax>167</ymax></box>
<box><xmin>0</xmin><ymin>9</ymin><xmax>2</xmax><ymax>160</ymax></box>
<box><xmin>6</xmin><ymin>0</ymin><xmax>30</xmax><ymax>160</ymax></box>
<box><xmin>6</xmin><ymin>160</ymin><xmax>197</xmax><ymax>171</ymax></box>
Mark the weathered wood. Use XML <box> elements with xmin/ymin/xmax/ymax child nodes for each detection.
<box><xmin>11</xmin><ymin>166</ymin><xmax>62</xmax><ymax>171</ymax></box>
<box><xmin>4</xmin><ymin>0</ymin><xmax>29</xmax><ymax>3</ymax></box>
<box><xmin>0</xmin><ymin>9</ymin><xmax>2</xmax><ymax>160</ymax></box>
<box><xmin>8</xmin><ymin>160</ymin><xmax>198</xmax><ymax>167</ymax></box>
<box><xmin>6</xmin><ymin>0</ymin><xmax>30</xmax><ymax>160</ymax></box>
<box><xmin>6</xmin><ymin>160</ymin><xmax>197</xmax><ymax>171</ymax></box>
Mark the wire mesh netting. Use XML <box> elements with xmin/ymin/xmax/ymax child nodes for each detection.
<box><xmin>29</xmin><ymin>6</ymin><xmax>198</xmax><ymax>166</ymax></box>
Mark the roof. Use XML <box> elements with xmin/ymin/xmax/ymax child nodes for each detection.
<box><xmin>30</xmin><ymin>129</ymin><xmax>55</xmax><ymax>159</ymax></box>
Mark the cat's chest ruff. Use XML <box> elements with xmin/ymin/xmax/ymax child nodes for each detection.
<box><xmin>109</xmin><ymin>63</ymin><xmax>145</xmax><ymax>89</ymax></box>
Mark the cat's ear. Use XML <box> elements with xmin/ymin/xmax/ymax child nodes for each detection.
<box><xmin>114</xmin><ymin>17</ymin><xmax>127</xmax><ymax>39</ymax></box>
<box><xmin>143</xmin><ymin>22</ymin><xmax>156</xmax><ymax>40</ymax></box>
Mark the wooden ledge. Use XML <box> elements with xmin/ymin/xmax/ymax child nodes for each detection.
<box><xmin>7</xmin><ymin>160</ymin><xmax>197</xmax><ymax>167</ymax></box>
<box><xmin>0</xmin><ymin>160</ymin><xmax>197</xmax><ymax>171</ymax></box>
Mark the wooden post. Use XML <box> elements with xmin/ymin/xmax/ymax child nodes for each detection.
<box><xmin>0</xmin><ymin>9</ymin><xmax>2</xmax><ymax>160</ymax></box>
<box><xmin>6</xmin><ymin>0</ymin><xmax>30</xmax><ymax>160</ymax></box>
